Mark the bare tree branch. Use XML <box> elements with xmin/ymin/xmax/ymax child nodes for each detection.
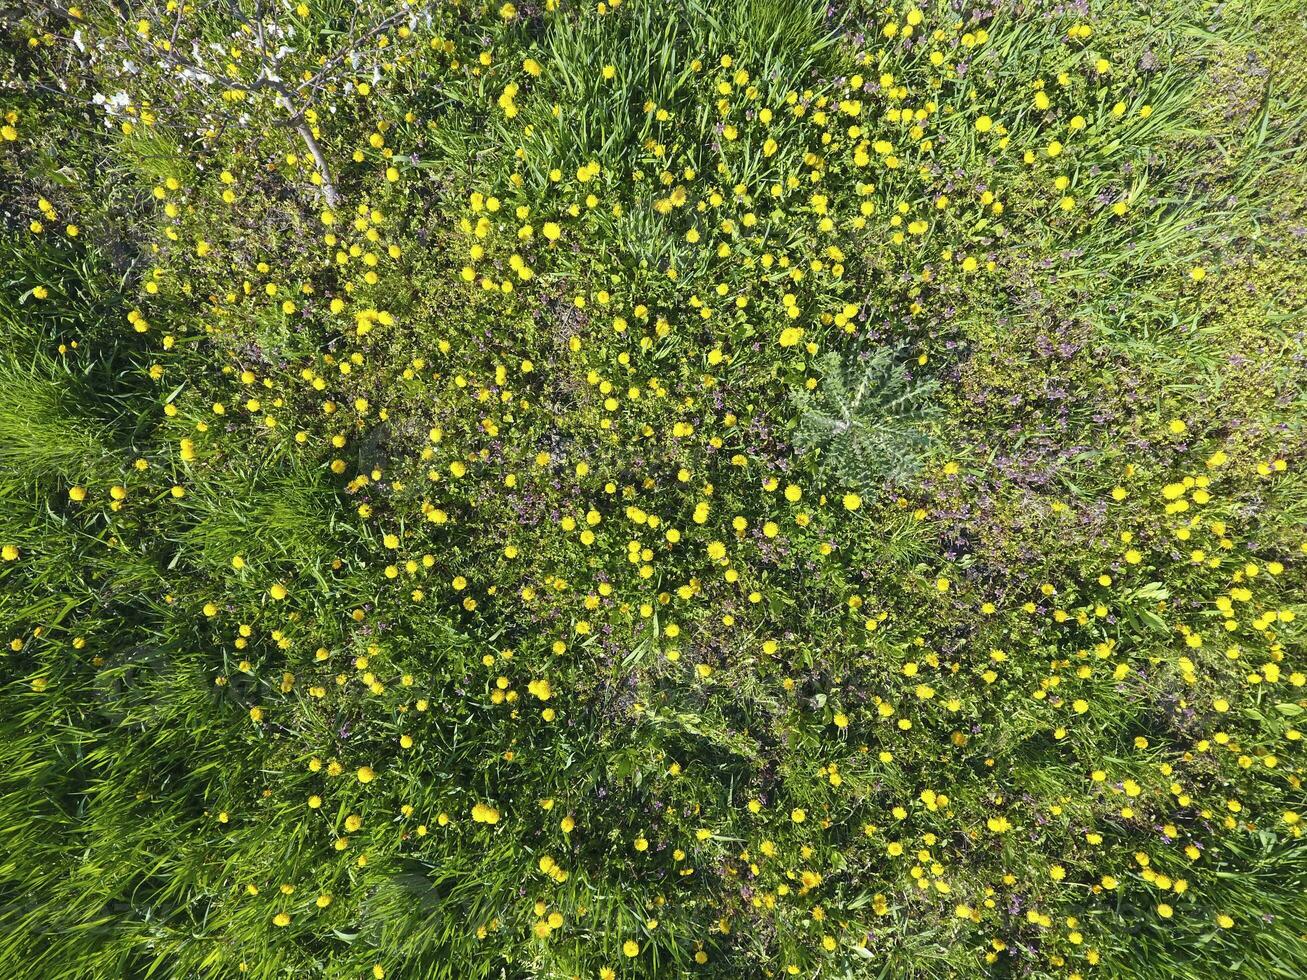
<box><xmin>297</xmin><ymin>5</ymin><xmax>419</xmax><ymax>99</ymax></box>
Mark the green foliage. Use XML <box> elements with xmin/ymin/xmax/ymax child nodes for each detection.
<box><xmin>791</xmin><ymin>348</ymin><xmax>940</xmax><ymax>490</ymax></box>
<box><xmin>2</xmin><ymin>1</ymin><xmax>1306</xmax><ymax>979</ymax></box>
<box><xmin>0</xmin><ymin>352</ymin><xmax>122</xmax><ymax>486</ymax></box>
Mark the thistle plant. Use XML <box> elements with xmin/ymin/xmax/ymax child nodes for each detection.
<box><xmin>791</xmin><ymin>348</ymin><xmax>940</xmax><ymax>491</ymax></box>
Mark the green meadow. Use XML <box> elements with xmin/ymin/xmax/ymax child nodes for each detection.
<box><xmin>2</xmin><ymin>1</ymin><xmax>1305</xmax><ymax>977</ymax></box>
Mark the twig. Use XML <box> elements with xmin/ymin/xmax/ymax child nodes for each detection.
<box><xmin>269</xmin><ymin>79</ymin><xmax>340</xmax><ymax>207</ymax></box>
<box><xmin>297</xmin><ymin>4</ymin><xmax>422</xmax><ymax>99</ymax></box>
